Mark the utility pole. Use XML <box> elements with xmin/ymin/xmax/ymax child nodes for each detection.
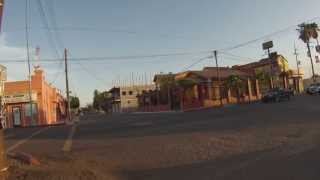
<box><xmin>64</xmin><ymin>48</ymin><xmax>71</xmax><ymax>123</ymax></box>
<box><xmin>294</xmin><ymin>44</ymin><xmax>301</xmax><ymax>93</ymax></box>
<box><xmin>25</xmin><ymin>0</ymin><xmax>33</xmax><ymax>126</ymax></box>
<box><xmin>0</xmin><ymin>0</ymin><xmax>8</xmax><ymax>178</ymax></box>
<box><xmin>214</xmin><ymin>50</ymin><xmax>223</xmax><ymax>106</ymax></box>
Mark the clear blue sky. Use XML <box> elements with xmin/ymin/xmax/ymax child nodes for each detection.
<box><xmin>2</xmin><ymin>0</ymin><xmax>320</xmax><ymax>105</ymax></box>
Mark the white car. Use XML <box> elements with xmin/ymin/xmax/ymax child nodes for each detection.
<box><xmin>306</xmin><ymin>83</ymin><xmax>320</xmax><ymax>95</ymax></box>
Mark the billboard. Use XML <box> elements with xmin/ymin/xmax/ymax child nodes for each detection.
<box><xmin>262</xmin><ymin>41</ymin><xmax>273</xmax><ymax>50</ymax></box>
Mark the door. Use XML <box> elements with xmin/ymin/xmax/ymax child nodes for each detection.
<box><xmin>12</xmin><ymin>107</ymin><xmax>21</xmax><ymax>127</ymax></box>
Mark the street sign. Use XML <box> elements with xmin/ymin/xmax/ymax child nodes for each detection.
<box><xmin>262</xmin><ymin>41</ymin><xmax>274</xmax><ymax>50</ymax></box>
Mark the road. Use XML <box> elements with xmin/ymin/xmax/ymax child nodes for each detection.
<box><xmin>4</xmin><ymin>95</ymin><xmax>320</xmax><ymax>180</ymax></box>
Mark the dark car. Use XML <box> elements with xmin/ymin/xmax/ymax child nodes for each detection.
<box><xmin>262</xmin><ymin>89</ymin><xmax>291</xmax><ymax>103</ymax></box>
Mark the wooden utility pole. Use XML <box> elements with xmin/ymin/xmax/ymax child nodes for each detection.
<box><xmin>294</xmin><ymin>45</ymin><xmax>301</xmax><ymax>93</ymax></box>
<box><xmin>214</xmin><ymin>50</ymin><xmax>223</xmax><ymax>106</ymax></box>
<box><xmin>64</xmin><ymin>48</ymin><xmax>71</xmax><ymax>122</ymax></box>
<box><xmin>0</xmin><ymin>0</ymin><xmax>8</xmax><ymax>178</ymax></box>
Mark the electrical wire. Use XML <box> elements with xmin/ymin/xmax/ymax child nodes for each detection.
<box><xmin>181</xmin><ymin>56</ymin><xmax>212</xmax><ymax>72</ymax></box>
<box><xmin>0</xmin><ymin>50</ymin><xmax>211</xmax><ymax>63</ymax></box>
<box><xmin>219</xmin><ymin>16</ymin><xmax>320</xmax><ymax>52</ymax></box>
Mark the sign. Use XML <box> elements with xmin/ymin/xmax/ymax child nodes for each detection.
<box><xmin>4</xmin><ymin>93</ymin><xmax>37</xmax><ymax>104</ymax></box>
<box><xmin>262</xmin><ymin>41</ymin><xmax>273</xmax><ymax>50</ymax></box>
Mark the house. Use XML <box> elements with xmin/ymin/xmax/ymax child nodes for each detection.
<box><xmin>175</xmin><ymin>67</ymin><xmax>259</xmax><ymax>110</ymax></box>
<box><xmin>4</xmin><ymin>68</ymin><xmax>67</xmax><ymax>128</ymax></box>
<box><xmin>108</xmin><ymin>87</ymin><xmax>121</xmax><ymax>113</ymax></box>
<box><xmin>120</xmin><ymin>85</ymin><xmax>155</xmax><ymax>112</ymax></box>
<box><xmin>232</xmin><ymin>53</ymin><xmax>304</xmax><ymax>93</ymax></box>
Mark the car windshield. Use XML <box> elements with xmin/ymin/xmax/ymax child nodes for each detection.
<box><xmin>1</xmin><ymin>1</ymin><xmax>320</xmax><ymax>180</ymax></box>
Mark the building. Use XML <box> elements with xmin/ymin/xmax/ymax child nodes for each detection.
<box><xmin>4</xmin><ymin>69</ymin><xmax>67</xmax><ymax>128</ymax></box>
<box><xmin>120</xmin><ymin>85</ymin><xmax>155</xmax><ymax>112</ymax></box>
<box><xmin>108</xmin><ymin>87</ymin><xmax>121</xmax><ymax>113</ymax></box>
<box><xmin>232</xmin><ymin>53</ymin><xmax>304</xmax><ymax>93</ymax></box>
<box><xmin>175</xmin><ymin>67</ymin><xmax>259</xmax><ymax>110</ymax></box>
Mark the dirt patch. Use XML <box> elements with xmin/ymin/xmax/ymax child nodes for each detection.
<box><xmin>7</xmin><ymin>154</ymin><xmax>125</xmax><ymax>180</ymax></box>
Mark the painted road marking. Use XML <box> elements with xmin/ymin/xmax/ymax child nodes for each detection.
<box><xmin>62</xmin><ymin>124</ymin><xmax>77</xmax><ymax>152</ymax></box>
<box><xmin>6</xmin><ymin>127</ymin><xmax>51</xmax><ymax>153</ymax></box>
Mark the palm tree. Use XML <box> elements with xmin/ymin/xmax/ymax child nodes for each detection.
<box><xmin>298</xmin><ymin>23</ymin><xmax>319</xmax><ymax>82</ymax></box>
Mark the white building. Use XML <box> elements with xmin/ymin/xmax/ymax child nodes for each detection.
<box><xmin>120</xmin><ymin>85</ymin><xmax>155</xmax><ymax>111</ymax></box>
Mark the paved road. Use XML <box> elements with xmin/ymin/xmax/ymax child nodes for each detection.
<box><xmin>4</xmin><ymin>95</ymin><xmax>320</xmax><ymax>180</ymax></box>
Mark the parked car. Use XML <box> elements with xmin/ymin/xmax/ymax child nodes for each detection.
<box><xmin>262</xmin><ymin>88</ymin><xmax>291</xmax><ymax>103</ymax></box>
<box><xmin>306</xmin><ymin>83</ymin><xmax>320</xmax><ymax>95</ymax></box>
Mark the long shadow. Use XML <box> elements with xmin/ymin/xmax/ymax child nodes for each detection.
<box><xmin>124</xmin><ymin>144</ymin><xmax>320</xmax><ymax>180</ymax></box>
<box><xmin>5</xmin><ymin>96</ymin><xmax>320</xmax><ymax>140</ymax></box>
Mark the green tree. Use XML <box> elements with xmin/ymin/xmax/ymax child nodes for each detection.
<box><xmin>298</xmin><ymin>23</ymin><xmax>319</xmax><ymax>82</ymax></box>
<box><xmin>226</xmin><ymin>75</ymin><xmax>244</xmax><ymax>103</ymax></box>
<box><xmin>93</xmin><ymin>90</ymin><xmax>112</xmax><ymax>113</ymax></box>
<box><xmin>70</xmin><ymin>96</ymin><xmax>80</xmax><ymax>109</ymax></box>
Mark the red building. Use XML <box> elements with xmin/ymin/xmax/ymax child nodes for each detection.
<box><xmin>4</xmin><ymin>69</ymin><xmax>67</xmax><ymax>128</ymax></box>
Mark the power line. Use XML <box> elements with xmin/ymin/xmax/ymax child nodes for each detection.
<box><xmin>0</xmin><ymin>51</ymin><xmax>211</xmax><ymax>63</ymax></box>
<box><xmin>219</xmin><ymin>16</ymin><xmax>320</xmax><ymax>52</ymax></box>
<box><xmin>36</xmin><ymin>0</ymin><xmax>61</xmax><ymax>58</ymax></box>
<box><xmin>181</xmin><ymin>56</ymin><xmax>212</xmax><ymax>71</ymax></box>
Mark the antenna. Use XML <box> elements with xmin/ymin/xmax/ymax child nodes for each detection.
<box><xmin>34</xmin><ymin>46</ymin><xmax>41</xmax><ymax>70</ymax></box>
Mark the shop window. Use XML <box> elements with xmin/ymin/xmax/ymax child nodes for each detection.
<box><xmin>25</xmin><ymin>103</ymin><xmax>38</xmax><ymax>117</ymax></box>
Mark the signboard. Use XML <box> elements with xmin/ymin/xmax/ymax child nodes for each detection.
<box><xmin>262</xmin><ymin>41</ymin><xmax>273</xmax><ymax>50</ymax></box>
<box><xmin>4</xmin><ymin>93</ymin><xmax>37</xmax><ymax>104</ymax></box>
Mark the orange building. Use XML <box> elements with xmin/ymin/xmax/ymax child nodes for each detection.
<box><xmin>4</xmin><ymin>69</ymin><xmax>67</xmax><ymax>128</ymax></box>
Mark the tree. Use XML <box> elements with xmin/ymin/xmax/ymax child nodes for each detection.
<box><xmin>298</xmin><ymin>23</ymin><xmax>319</xmax><ymax>82</ymax></box>
<box><xmin>70</xmin><ymin>96</ymin><xmax>80</xmax><ymax>109</ymax></box>
<box><xmin>226</xmin><ymin>75</ymin><xmax>244</xmax><ymax>103</ymax></box>
<box><xmin>93</xmin><ymin>90</ymin><xmax>100</xmax><ymax>110</ymax></box>
<box><xmin>93</xmin><ymin>90</ymin><xmax>112</xmax><ymax>113</ymax></box>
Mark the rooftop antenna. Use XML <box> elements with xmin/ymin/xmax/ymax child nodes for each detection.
<box><xmin>34</xmin><ymin>46</ymin><xmax>41</xmax><ymax>70</ymax></box>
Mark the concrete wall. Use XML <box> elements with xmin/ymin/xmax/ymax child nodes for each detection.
<box><xmin>4</xmin><ymin>69</ymin><xmax>66</xmax><ymax>128</ymax></box>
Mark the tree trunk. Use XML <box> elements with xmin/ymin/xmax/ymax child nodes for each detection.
<box><xmin>307</xmin><ymin>42</ymin><xmax>316</xmax><ymax>82</ymax></box>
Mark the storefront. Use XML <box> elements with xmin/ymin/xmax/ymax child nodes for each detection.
<box><xmin>4</xmin><ymin>69</ymin><xmax>67</xmax><ymax>128</ymax></box>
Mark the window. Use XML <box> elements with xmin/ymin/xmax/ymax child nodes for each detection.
<box><xmin>129</xmin><ymin>91</ymin><xmax>133</xmax><ymax>95</ymax></box>
<box><xmin>122</xmin><ymin>91</ymin><xmax>126</xmax><ymax>96</ymax></box>
<box><xmin>25</xmin><ymin>103</ymin><xmax>38</xmax><ymax>117</ymax></box>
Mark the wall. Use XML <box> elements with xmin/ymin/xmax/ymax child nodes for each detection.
<box><xmin>4</xmin><ymin>69</ymin><xmax>66</xmax><ymax>128</ymax></box>
<box><xmin>120</xmin><ymin>85</ymin><xmax>155</xmax><ymax>111</ymax></box>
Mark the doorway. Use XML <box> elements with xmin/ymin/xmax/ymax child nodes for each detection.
<box><xmin>12</xmin><ymin>107</ymin><xmax>22</xmax><ymax>127</ymax></box>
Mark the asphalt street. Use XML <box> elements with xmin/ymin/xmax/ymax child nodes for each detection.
<box><xmin>4</xmin><ymin>95</ymin><xmax>320</xmax><ymax>180</ymax></box>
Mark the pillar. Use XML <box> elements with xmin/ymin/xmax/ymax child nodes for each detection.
<box><xmin>247</xmin><ymin>78</ymin><xmax>253</xmax><ymax>103</ymax></box>
<box><xmin>207</xmin><ymin>79</ymin><xmax>213</xmax><ymax>100</ymax></box>
<box><xmin>255</xmin><ymin>79</ymin><xmax>261</xmax><ymax>99</ymax></box>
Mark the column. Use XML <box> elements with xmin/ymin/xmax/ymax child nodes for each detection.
<box><xmin>247</xmin><ymin>78</ymin><xmax>253</xmax><ymax>102</ymax></box>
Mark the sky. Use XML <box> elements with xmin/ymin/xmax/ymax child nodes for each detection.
<box><xmin>1</xmin><ymin>0</ymin><xmax>320</xmax><ymax>106</ymax></box>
